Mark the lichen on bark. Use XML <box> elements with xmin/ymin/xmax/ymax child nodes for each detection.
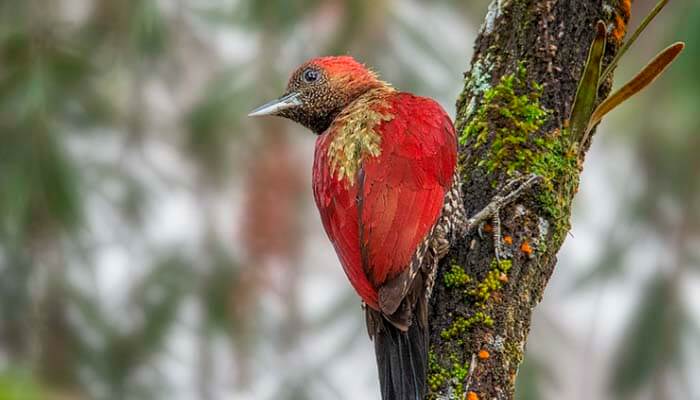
<box><xmin>427</xmin><ymin>1</ymin><xmax>628</xmax><ymax>399</ymax></box>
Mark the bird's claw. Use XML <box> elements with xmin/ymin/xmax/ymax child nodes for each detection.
<box><xmin>465</xmin><ymin>173</ymin><xmax>542</xmax><ymax>260</ymax></box>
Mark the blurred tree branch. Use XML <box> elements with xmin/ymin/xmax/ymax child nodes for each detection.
<box><xmin>427</xmin><ymin>1</ymin><xmax>629</xmax><ymax>398</ymax></box>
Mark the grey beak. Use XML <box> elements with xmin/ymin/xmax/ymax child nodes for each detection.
<box><xmin>248</xmin><ymin>92</ymin><xmax>302</xmax><ymax>117</ymax></box>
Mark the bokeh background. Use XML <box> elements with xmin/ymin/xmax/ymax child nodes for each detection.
<box><xmin>0</xmin><ymin>0</ymin><xmax>698</xmax><ymax>399</ymax></box>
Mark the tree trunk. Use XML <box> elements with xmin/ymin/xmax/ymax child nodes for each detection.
<box><xmin>427</xmin><ymin>1</ymin><xmax>630</xmax><ymax>399</ymax></box>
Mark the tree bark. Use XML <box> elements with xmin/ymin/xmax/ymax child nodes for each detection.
<box><xmin>427</xmin><ymin>1</ymin><xmax>630</xmax><ymax>399</ymax></box>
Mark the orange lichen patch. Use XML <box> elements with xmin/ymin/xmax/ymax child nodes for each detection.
<box><xmin>611</xmin><ymin>0</ymin><xmax>631</xmax><ymax>42</ymax></box>
<box><xmin>482</xmin><ymin>224</ymin><xmax>493</xmax><ymax>233</ymax></box>
<box><xmin>520</xmin><ymin>241</ymin><xmax>533</xmax><ymax>255</ymax></box>
<box><xmin>619</xmin><ymin>0</ymin><xmax>632</xmax><ymax>20</ymax></box>
<box><xmin>498</xmin><ymin>273</ymin><xmax>508</xmax><ymax>283</ymax></box>
<box><xmin>612</xmin><ymin>15</ymin><xmax>627</xmax><ymax>42</ymax></box>
<box><xmin>467</xmin><ymin>391</ymin><xmax>480</xmax><ymax>400</ymax></box>
<box><xmin>478</xmin><ymin>350</ymin><xmax>490</xmax><ymax>360</ymax></box>
<box><xmin>503</xmin><ymin>235</ymin><xmax>513</xmax><ymax>245</ymax></box>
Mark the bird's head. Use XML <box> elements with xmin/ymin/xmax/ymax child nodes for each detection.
<box><xmin>249</xmin><ymin>56</ymin><xmax>385</xmax><ymax>134</ymax></box>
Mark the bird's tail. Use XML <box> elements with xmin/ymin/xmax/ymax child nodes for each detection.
<box><xmin>366</xmin><ymin>308</ymin><xmax>428</xmax><ymax>400</ymax></box>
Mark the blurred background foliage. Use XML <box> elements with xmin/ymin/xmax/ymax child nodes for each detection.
<box><xmin>0</xmin><ymin>0</ymin><xmax>696</xmax><ymax>399</ymax></box>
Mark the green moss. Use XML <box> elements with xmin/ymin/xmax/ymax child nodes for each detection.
<box><xmin>439</xmin><ymin>258</ymin><xmax>511</xmax><ymax>346</ymax></box>
<box><xmin>459</xmin><ymin>64</ymin><xmax>547</xmax><ymax>152</ymax></box>
<box><xmin>427</xmin><ymin>351</ymin><xmax>449</xmax><ymax>392</ymax></box>
<box><xmin>504</xmin><ymin>340</ymin><xmax>524</xmax><ymax>372</ymax></box>
<box><xmin>443</xmin><ymin>263</ymin><xmax>472</xmax><ymax>288</ymax></box>
<box><xmin>451</xmin><ymin>358</ymin><xmax>470</xmax><ymax>383</ymax></box>
<box><xmin>441</xmin><ymin>311</ymin><xmax>494</xmax><ymax>340</ymax></box>
<box><xmin>459</xmin><ymin>63</ymin><xmax>579</xmax><ymax>244</ymax></box>
<box><xmin>531</xmin><ymin>132</ymin><xmax>579</xmax><ymax>217</ymax></box>
<box><xmin>469</xmin><ymin>258</ymin><xmax>512</xmax><ymax>304</ymax></box>
<box><xmin>427</xmin><ymin>351</ymin><xmax>471</xmax><ymax>397</ymax></box>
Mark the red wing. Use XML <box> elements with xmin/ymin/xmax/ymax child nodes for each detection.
<box><xmin>360</xmin><ymin>94</ymin><xmax>457</xmax><ymax>286</ymax></box>
<box><xmin>313</xmin><ymin>132</ymin><xmax>379</xmax><ymax>307</ymax></box>
<box><xmin>312</xmin><ymin>93</ymin><xmax>457</xmax><ymax>310</ymax></box>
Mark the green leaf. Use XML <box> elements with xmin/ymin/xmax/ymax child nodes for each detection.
<box><xmin>586</xmin><ymin>42</ymin><xmax>685</xmax><ymax>137</ymax></box>
<box><xmin>568</xmin><ymin>21</ymin><xmax>606</xmax><ymax>144</ymax></box>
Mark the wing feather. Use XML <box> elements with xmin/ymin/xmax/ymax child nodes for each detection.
<box><xmin>312</xmin><ymin>92</ymin><xmax>457</xmax><ymax>311</ymax></box>
<box><xmin>360</xmin><ymin>94</ymin><xmax>457</xmax><ymax>290</ymax></box>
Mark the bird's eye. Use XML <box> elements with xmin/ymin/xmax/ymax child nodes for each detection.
<box><xmin>303</xmin><ymin>68</ymin><xmax>320</xmax><ymax>83</ymax></box>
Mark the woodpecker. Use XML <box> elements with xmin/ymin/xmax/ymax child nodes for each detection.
<box><xmin>250</xmin><ymin>56</ymin><xmax>465</xmax><ymax>400</ymax></box>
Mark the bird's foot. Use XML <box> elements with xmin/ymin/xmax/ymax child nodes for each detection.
<box><xmin>465</xmin><ymin>173</ymin><xmax>542</xmax><ymax>261</ymax></box>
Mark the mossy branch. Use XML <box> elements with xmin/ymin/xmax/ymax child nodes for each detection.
<box><xmin>426</xmin><ymin>1</ymin><xmax>630</xmax><ymax>399</ymax></box>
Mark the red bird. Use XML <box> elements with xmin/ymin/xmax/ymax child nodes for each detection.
<box><xmin>250</xmin><ymin>56</ymin><xmax>464</xmax><ymax>400</ymax></box>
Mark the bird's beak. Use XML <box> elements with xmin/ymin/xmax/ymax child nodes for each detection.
<box><xmin>248</xmin><ymin>92</ymin><xmax>302</xmax><ymax>117</ymax></box>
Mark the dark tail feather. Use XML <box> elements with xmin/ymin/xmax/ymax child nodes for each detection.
<box><xmin>369</xmin><ymin>310</ymin><xmax>428</xmax><ymax>400</ymax></box>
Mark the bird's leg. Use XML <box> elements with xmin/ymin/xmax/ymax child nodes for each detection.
<box><xmin>465</xmin><ymin>174</ymin><xmax>542</xmax><ymax>260</ymax></box>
